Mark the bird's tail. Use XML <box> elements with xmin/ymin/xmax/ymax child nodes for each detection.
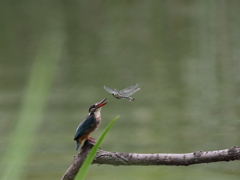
<box><xmin>75</xmin><ymin>141</ymin><xmax>80</xmax><ymax>151</ymax></box>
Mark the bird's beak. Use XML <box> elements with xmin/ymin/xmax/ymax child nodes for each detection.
<box><xmin>96</xmin><ymin>98</ymin><xmax>108</xmax><ymax>108</ymax></box>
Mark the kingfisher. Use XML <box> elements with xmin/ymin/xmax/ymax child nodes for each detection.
<box><xmin>74</xmin><ymin>98</ymin><xmax>108</xmax><ymax>151</ymax></box>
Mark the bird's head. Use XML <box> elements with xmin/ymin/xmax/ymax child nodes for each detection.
<box><xmin>88</xmin><ymin>98</ymin><xmax>108</xmax><ymax>115</ymax></box>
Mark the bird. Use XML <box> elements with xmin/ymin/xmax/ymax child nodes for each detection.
<box><xmin>74</xmin><ymin>98</ymin><xmax>108</xmax><ymax>151</ymax></box>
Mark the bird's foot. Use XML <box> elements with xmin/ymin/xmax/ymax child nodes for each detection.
<box><xmin>87</xmin><ymin>137</ymin><xmax>97</xmax><ymax>144</ymax></box>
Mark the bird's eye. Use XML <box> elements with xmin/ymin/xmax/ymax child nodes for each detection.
<box><xmin>88</xmin><ymin>105</ymin><xmax>95</xmax><ymax>112</ymax></box>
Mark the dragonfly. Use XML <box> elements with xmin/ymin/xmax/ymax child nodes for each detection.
<box><xmin>103</xmin><ymin>84</ymin><xmax>140</xmax><ymax>101</ymax></box>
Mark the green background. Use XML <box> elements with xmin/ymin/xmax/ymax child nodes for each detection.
<box><xmin>1</xmin><ymin>1</ymin><xmax>240</xmax><ymax>180</ymax></box>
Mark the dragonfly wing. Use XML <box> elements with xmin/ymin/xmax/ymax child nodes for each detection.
<box><xmin>121</xmin><ymin>87</ymin><xmax>140</xmax><ymax>97</ymax></box>
<box><xmin>119</xmin><ymin>84</ymin><xmax>139</xmax><ymax>94</ymax></box>
<box><xmin>114</xmin><ymin>88</ymin><xmax>119</xmax><ymax>93</ymax></box>
<box><xmin>104</xmin><ymin>86</ymin><xmax>116</xmax><ymax>94</ymax></box>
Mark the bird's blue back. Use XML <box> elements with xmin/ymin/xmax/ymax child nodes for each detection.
<box><xmin>74</xmin><ymin>114</ymin><xmax>95</xmax><ymax>140</ymax></box>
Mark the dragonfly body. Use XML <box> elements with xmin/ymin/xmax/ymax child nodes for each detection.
<box><xmin>111</xmin><ymin>89</ymin><xmax>135</xmax><ymax>101</ymax></box>
<box><xmin>104</xmin><ymin>84</ymin><xmax>140</xmax><ymax>101</ymax></box>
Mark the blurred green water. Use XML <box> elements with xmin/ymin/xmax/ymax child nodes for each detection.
<box><xmin>3</xmin><ymin>27</ymin><xmax>64</xmax><ymax>180</ymax></box>
<box><xmin>1</xmin><ymin>1</ymin><xmax>240</xmax><ymax>180</ymax></box>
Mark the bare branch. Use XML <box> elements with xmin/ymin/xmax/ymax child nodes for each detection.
<box><xmin>94</xmin><ymin>146</ymin><xmax>240</xmax><ymax>166</ymax></box>
<box><xmin>61</xmin><ymin>141</ymin><xmax>93</xmax><ymax>180</ymax></box>
<box><xmin>61</xmin><ymin>141</ymin><xmax>240</xmax><ymax>180</ymax></box>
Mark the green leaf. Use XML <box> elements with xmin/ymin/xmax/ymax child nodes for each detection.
<box><xmin>74</xmin><ymin>116</ymin><xmax>119</xmax><ymax>180</ymax></box>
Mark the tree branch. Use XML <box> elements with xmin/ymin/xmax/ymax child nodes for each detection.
<box><xmin>61</xmin><ymin>141</ymin><xmax>93</xmax><ymax>180</ymax></box>
<box><xmin>94</xmin><ymin>146</ymin><xmax>240</xmax><ymax>166</ymax></box>
<box><xmin>61</xmin><ymin>141</ymin><xmax>240</xmax><ymax>180</ymax></box>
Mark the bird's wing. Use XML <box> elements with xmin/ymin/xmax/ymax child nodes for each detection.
<box><xmin>121</xmin><ymin>87</ymin><xmax>140</xmax><ymax>97</ymax></box>
<box><xmin>119</xmin><ymin>84</ymin><xmax>138</xmax><ymax>94</ymax></box>
<box><xmin>74</xmin><ymin>115</ymin><xmax>95</xmax><ymax>140</ymax></box>
<box><xmin>103</xmin><ymin>86</ymin><xmax>116</xmax><ymax>94</ymax></box>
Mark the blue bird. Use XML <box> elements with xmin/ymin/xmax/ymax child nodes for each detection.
<box><xmin>74</xmin><ymin>98</ymin><xmax>108</xmax><ymax>150</ymax></box>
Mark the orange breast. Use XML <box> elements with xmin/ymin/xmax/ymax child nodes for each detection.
<box><xmin>76</xmin><ymin>122</ymin><xmax>101</xmax><ymax>144</ymax></box>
